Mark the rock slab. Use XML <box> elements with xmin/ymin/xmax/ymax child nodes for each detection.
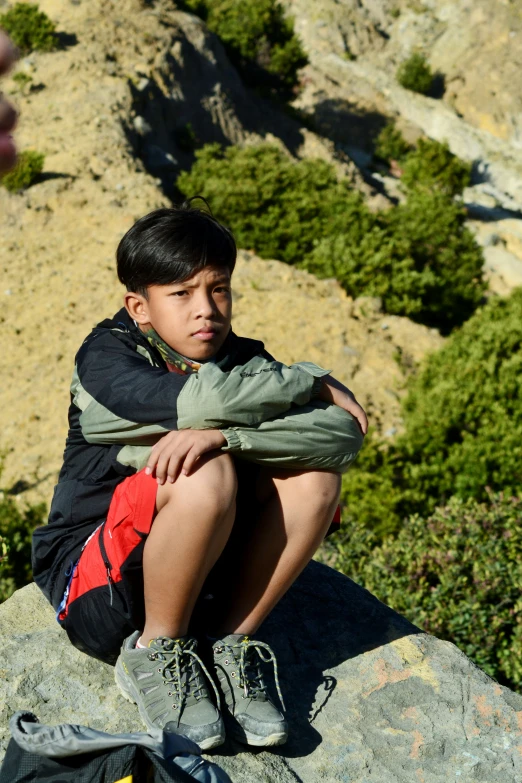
<box><xmin>2</xmin><ymin>563</ymin><xmax>522</xmax><ymax>782</ymax></box>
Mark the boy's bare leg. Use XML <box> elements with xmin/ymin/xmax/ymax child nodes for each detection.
<box><xmin>141</xmin><ymin>452</ymin><xmax>237</xmax><ymax>645</ymax></box>
<box><xmin>213</xmin><ymin>468</ymin><xmax>341</xmax><ymax>635</ymax></box>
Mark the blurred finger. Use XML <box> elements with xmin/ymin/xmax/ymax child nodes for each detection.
<box><xmin>0</xmin><ymin>99</ymin><xmax>17</xmax><ymax>132</ymax></box>
<box><xmin>0</xmin><ymin>31</ymin><xmax>17</xmax><ymax>75</ymax></box>
<box><xmin>0</xmin><ymin>131</ymin><xmax>16</xmax><ymax>173</ymax></box>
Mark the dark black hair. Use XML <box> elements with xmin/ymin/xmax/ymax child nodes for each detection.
<box><xmin>116</xmin><ymin>198</ymin><xmax>236</xmax><ymax>295</ymax></box>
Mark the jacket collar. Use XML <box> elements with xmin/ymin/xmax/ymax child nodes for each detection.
<box><xmin>95</xmin><ymin>308</ymin><xmax>265</xmax><ymax>370</ymax></box>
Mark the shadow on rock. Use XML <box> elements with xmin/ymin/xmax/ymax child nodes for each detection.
<box><xmin>56</xmin><ymin>31</ymin><xmax>79</xmax><ymax>50</ymax></box>
<box><xmin>218</xmin><ymin>560</ymin><xmax>419</xmax><ymax>760</ymax></box>
<box><xmin>124</xmin><ymin>27</ymin><xmax>305</xmax><ymax>198</ymax></box>
<box><xmin>303</xmin><ymin>98</ymin><xmax>390</xmax><ymax>156</ymax></box>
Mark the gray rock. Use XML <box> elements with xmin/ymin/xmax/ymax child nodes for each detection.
<box><xmin>482</xmin><ymin>245</ymin><xmax>522</xmax><ymax>296</ymax></box>
<box><xmin>1</xmin><ymin>563</ymin><xmax>522</xmax><ymax>781</ymax></box>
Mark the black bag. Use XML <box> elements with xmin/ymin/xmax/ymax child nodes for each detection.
<box><xmin>0</xmin><ymin>712</ymin><xmax>231</xmax><ymax>783</ymax></box>
<box><xmin>0</xmin><ymin>739</ymin><xmax>194</xmax><ymax>783</ymax></box>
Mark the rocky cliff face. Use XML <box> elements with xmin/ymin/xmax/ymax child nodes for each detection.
<box><xmin>286</xmin><ymin>0</ymin><xmax>522</xmax><ymax>146</ymax></box>
<box><xmin>0</xmin><ymin>0</ymin><xmax>442</xmax><ymax>506</ymax></box>
<box><xmin>2</xmin><ymin>570</ymin><xmax>522</xmax><ymax>782</ymax></box>
<box><xmin>284</xmin><ymin>0</ymin><xmax>522</xmax><ymax>298</ymax></box>
<box><xmin>285</xmin><ymin>0</ymin><xmax>522</xmax><ymax>161</ymax></box>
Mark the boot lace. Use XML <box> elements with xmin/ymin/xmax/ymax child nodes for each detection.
<box><xmin>234</xmin><ymin>636</ymin><xmax>285</xmax><ymax>711</ymax></box>
<box><xmin>148</xmin><ymin>637</ymin><xmax>220</xmax><ymax>726</ymax></box>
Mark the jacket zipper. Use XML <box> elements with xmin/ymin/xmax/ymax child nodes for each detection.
<box><xmin>98</xmin><ymin>522</ymin><xmax>114</xmax><ymax>606</ymax></box>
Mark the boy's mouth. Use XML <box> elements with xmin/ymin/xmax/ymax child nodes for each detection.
<box><xmin>192</xmin><ymin>326</ymin><xmax>220</xmax><ymax>341</ymax></box>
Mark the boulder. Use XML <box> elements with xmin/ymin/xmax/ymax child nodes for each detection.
<box><xmin>2</xmin><ymin>563</ymin><xmax>522</xmax><ymax>782</ymax></box>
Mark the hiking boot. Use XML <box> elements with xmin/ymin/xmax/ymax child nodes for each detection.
<box><xmin>115</xmin><ymin>632</ymin><xmax>225</xmax><ymax>750</ymax></box>
<box><xmin>211</xmin><ymin>634</ymin><xmax>288</xmax><ymax>747</ymax></box>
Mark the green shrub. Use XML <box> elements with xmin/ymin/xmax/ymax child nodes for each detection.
<box><xmin>374</xmin><ymin>123</ymin><xmax>412</xmax><ymax>163</ymax></box>
<box><xmin>375</xmin><ymin>128</ymin><xmax>471</xmax><ymax>197</ymax></box>
<box><xmin>180</xmin><ymin>0</ymin><xmax>208</xmax><ymax>17</ymax></box>
<box><xmin>0</xmin><ymin>482</ymin><xmax>46</xmax><ymax>603</ymax></box>
<box><xmin>401</xmin><ymin>138</ymin><xmax>472</xmax><ymax>196</ymax></box>
<box><xmin>0</xmin><ymin>3</ymin><xmax>57</xmax><ymax>55</ymax></box>
<box><xmin>397</xmin><ymin>52</ymin><xmax>433</xmax><ymax>95</ymax></box>
<box><xmin>328</xmin><ymin>494</ymin><xmax>522</xmax><ymax>689</ymax></box>
<box><xmin>179</xmin><ymin>0</ymin><xmax>307</xmax><ymax>95</ymax></box>
<box><xmin>304</xmin><ymin>188</ymin><xmax>484</xmax><ymax>331</ymax></box>
<box><xmin>178</xmin><ymin>143</ymin><xmax>485</xmax><ymax>331</ymax></box>
<box><xmin>341</xmin><ymin>289</ymin><xmax>522</xmax><ymax>534</ymax></box>
<box><xmin>1</xmin><ymin>150</ymin><xmax>44</xmax><ymax>191</ymax></box>
<box><xmin>177</xmin><ymin>143</ymin><xmax>361</xmax><ymax>264</ymax></box>
<box><xmin>12</xmin><ymin>70</ymin><xmax>33</xmax><ymax>92</ymax></box>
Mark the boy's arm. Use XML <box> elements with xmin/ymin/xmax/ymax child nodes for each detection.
<box><xmin>220</xmin><ymin>401</ymin><xmax>364</xmax><ymax>472</ymax></box>
<box><xmin>77</xmin><ymin>333</ymin><xmax>331</xmax><ymax>444</ymax></box>
<box><xmin>115</xmin><ymin>400</ymin><xmax>365</xmax><ymax>475</ymax></box>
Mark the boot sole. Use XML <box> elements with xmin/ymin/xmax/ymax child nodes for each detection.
<box><xmin>114</xmin><ymin>657</ymin><xmax>225</xmax><ymax>751</ymax></box>
<box><xmin>227</xmin><ymin>722</ymin><xmax>288</xmax><ymax>747</ymax></box>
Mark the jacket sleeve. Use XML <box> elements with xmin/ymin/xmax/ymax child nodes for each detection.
<box><xmin>219</xmin><ymin>400</ymin><xmax>365</xmax><ymax>473</ymax></box>
<box><xmin>76</xmin><ymin>331</ymin><xmax>330</xmax><ymax>444</ymax></box>
<box><xmin>113</xmin><ymin>401</ymin><xmax>365</xmax><ymax>473</ymax></box>
<box><xmin>175</xmin><ymin>358</ymin><xmax>331</xmax><ymax>429</ymax></box>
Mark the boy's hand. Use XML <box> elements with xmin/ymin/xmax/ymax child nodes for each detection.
<box><xmin>319</xmin><ymin>376</ymin><xmax>368</xmax><ymax>435</ymax></box>
<box><xmin>145</xmin><ymin>429</ymin><xmax>227</xmax><ymax>484</ymax></box>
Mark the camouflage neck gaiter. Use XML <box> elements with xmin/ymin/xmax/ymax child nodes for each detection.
<box><xmin>142</xmin><ymin>325</ymin><xmax>201</xmax><ymax>375</ymax></box>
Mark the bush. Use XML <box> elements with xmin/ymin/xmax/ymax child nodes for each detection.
<box><xmin>179</xmin><ymin>0</ymin><xmax>307</xmax><ymax>95</ymax></box>
<box><xmin>1</xmin><ymin>150</ymin><xmax>44</xmax><ymax>191</ymax></box>
<box><xmin>401</xmin><ymin>138</ymin><xmax>472</xmax><ymax>197</ymax></box>
<box><xmin>328</xmin><ymin>494</ymin><xmax>522</xmax><ymax>689</ymax></box>
<box><xmin>374</xmin><ymin>123</ymin><xmax>412</xmax><ymax>163</ymax></box>
<box><xmin>0</xmin><ymin>3</ymin><xmax>57</xmax><ymax>55</ymax></box>
<box><xmin>12</xmin><ymin>70</ymin><xmax>33</xmax><ymax>92</ymax></box>
<box><xmin>178</xmin><ymin>143</ymin><xmax>485</xmax><ymax>331</ymax></box>
<box><xmin>177</xmin><ymin>143</ymin><xmax>361</xmax><ymax>264</ymax></box>
<box><xmin>303</xmin><ymin>188</ymin><xmax>484</xmax><ymax>331</ymax></box>
<box><xmin>397</xmin><ymin>52</ymin><xmax>433</xmax><ymax>95</ymax></box>
<box><xmin>0</xmin><ymin>481</ymin><xmax>46</xmax><ymax>603</ymax></box>
<box><xmin>375</xmin><ymin>128</ymin><xmax>471</xmax><ymax>197</ymax></box>
<box><xmin>341</xmin><ymin>289</ymin><xmax>522</xmax><ymax>534</ymax></box>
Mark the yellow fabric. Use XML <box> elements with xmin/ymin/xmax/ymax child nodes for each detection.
<box><xmin>113</xmin><ymin>777</ymin><xmax>133</xmax><ymax>783</ymax></box>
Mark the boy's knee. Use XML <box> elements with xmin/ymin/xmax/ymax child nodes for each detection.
<box><xmin>275</xmin><ymin>469</ymin><xmax>341</xmax><ymax>513</ymax></box>
<box><xmin>156</xmin><ymin>452</ymin><xmax>237</xmax><ymax>514</ymax></box>
<box><xmin>298</xmin><ymin>470</ymin><xmax>340</xmax><ymax>505</ymax></box>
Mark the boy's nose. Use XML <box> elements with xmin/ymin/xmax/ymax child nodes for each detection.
<box><xmin>194</xmin><ymin>293</ymin><xmax>217</xmax><ymax>318</ymax></box>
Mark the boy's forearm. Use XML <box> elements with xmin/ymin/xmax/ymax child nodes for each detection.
<box><xmin>112</xmin><ymin>401</ymin><xmax>365</xmax><ymax>473</ymax></box>
<box><xmin>219</xmin><ymin>400</ymin><xmax>365</xmax><ymax>473</ymax></box>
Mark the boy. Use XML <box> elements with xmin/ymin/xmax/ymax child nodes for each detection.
<box><xmin>32</xmin><ymin>201</ymin><xmax>367</xmax><ymax>751</ymax></box>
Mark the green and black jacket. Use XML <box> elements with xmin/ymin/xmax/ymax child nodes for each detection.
<box><xmin>32</xmin><ymin>308</ymin><xmax>363</xmax><ymax>611</ymax></box>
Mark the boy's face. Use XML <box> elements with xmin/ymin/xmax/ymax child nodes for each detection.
<box><xmin>125</xmin><ymin>265</ymin><xmax>232</xmax><ymax>361</ymax></box>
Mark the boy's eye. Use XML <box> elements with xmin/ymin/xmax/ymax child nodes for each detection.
<box><xmin>171</xmin><ymin>290</ymin><xmax>188</xmax><ymax>297</ymax></box>
<box><xmin>215</xmin><ymin>287</ymin><xmax>230</xmax><ymax>294</ymax></box>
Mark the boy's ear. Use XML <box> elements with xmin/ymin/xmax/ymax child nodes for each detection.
<box><xmin>124</xmin><ymin>291</ymin><xmax>151</xmax><ymax>325</ymax></box>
